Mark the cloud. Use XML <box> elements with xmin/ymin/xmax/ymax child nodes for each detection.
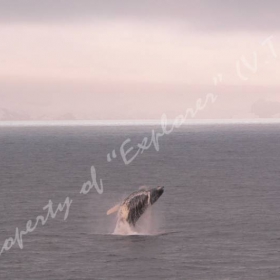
<box><xmin>0</xmin><ymin>1</ymin><xmax>279</xmax><ymax>121</ymax></box>
<box><xmin>1</xmin><ymin>0</ymin><xmax>280</xmax><ymax>32</ymax></box>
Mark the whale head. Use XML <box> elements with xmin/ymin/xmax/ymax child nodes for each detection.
<box><xmin>150</xmin><ymin>186</ymin><xmax>164</xmax><ymax>205</ymax></box>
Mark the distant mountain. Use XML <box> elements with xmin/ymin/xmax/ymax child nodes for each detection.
<box><xmin>53</xmin><ymin>113</ymin><xmax>76</xmax><ymax>120</ymax></box>
<box><xmin>251</xmin><ymin>99</ymin><xmax>280</xmax><ymax>118</ymax></box>
<box><xmin>0</xmin><ymin>108</ymin><xmax>32</xmax><ymax>121</ymax></box>
<box><xmin>0</xmin><ymin>108</ymin><xmax>99</xmax><ymax>121</ymax></box>
<box><xmin>0</xmin><ymin>108</ymin><xmax>79</xmax><ymax>121</ymax></box>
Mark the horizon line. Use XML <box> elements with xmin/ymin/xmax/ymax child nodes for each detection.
<box><xmin>0</xmin><ymin>118</ymin><xmax>280</xmax><ymax>127</ymax></box>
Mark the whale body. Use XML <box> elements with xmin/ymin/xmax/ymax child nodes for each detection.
<box><xmin>107</xmin><ymin>186</ymin><xmax>164</xmax><ymax>228</ymax></box>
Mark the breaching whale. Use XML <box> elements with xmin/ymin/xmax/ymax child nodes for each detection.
<box><xmin>107</xmin><ymin>186</ymin><xmax>164</xmax><ymax>230</ymax></box>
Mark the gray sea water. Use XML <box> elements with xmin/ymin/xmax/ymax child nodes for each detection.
<box><xmin>0</xmin><ymin>124</ymin><xmax>279</xmax><ymax>280</ymax></box>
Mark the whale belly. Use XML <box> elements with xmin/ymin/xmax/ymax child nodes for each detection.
<box><xmin>125</xmin><ymin>194</ymin><xmax>149</xmax><ymax>226</ymax></box>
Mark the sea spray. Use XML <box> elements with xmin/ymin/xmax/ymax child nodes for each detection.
<box><xmin>112</xmin><ymin>205</ymin><xmax>160</xmax><ymax>235</ymax></box>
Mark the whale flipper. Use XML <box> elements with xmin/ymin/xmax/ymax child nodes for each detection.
<box><xmin>106</xmin><ymin>204</ymin><xmax>120</xmax><ymax>215</ymax></box>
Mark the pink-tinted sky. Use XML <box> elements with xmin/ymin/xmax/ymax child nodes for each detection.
<box><xmin>0</xmin><ymin>0</ymin><xmax>280</xmax><ymax>120</ymax></box>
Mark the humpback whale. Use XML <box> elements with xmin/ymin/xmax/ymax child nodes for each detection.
<box><xmin>107</xmin><ymin>186</ymin><xmax>164</xmax><ymax>229</ymax></box>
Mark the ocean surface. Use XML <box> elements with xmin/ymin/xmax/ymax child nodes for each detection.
<box><xmin>0</xmin><ymin>124</ymin><xmax>279</xmax><ymax>280</ymax></box>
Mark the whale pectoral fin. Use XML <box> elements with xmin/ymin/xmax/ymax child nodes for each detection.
<box><xmin>106</xmin><ymin>204</ymin><xmax>120</xmax><ymax>215</ymax></box>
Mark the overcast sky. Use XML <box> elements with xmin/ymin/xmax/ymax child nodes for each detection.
<box><xmin>0</xmin><ymin>0</ymin><xmax>279</xmax><ymax>120</ymax></box>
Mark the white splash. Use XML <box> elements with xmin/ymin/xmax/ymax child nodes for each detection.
<box><xmin>112</xmin><ymin>206</ymin><xmax>159</xmax><ymax>236</ymax></box>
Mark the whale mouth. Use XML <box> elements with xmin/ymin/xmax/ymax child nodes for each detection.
<box><xmin>150</xmin><ymin>186</ymin><xmax>164</xmax><ymax>205</ymax></box>
<box><xmin>156</xmin><ymin>186</ymin><xmax>164</xmax><ymax>197</ymax></box>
